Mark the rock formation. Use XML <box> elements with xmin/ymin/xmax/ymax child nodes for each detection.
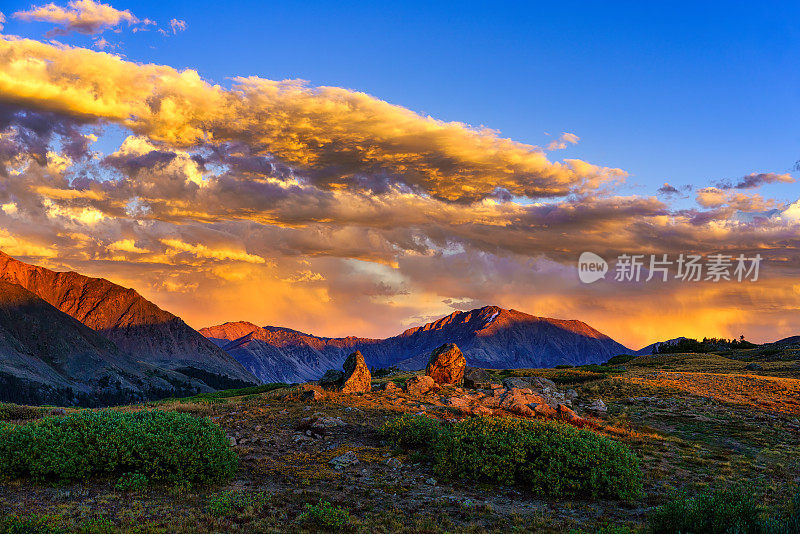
<box><xmin>317</xmin><ymin>351</ymin><xmax>372</xmax><ymax>393</ymax></box>
<box><xmin>425</xmin><ymin>343</ymin><xmax>466</xmax><ymax>385</ymax></box>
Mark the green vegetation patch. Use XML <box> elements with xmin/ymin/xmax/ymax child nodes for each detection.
<box><xmin>0</xmin><ymin>410</ymin><xmax>237</xmax><ymax>485</ymax></box>
<box><xmin>380</xmin><ymin>415</ymin><xmax>643</xmax><ymax>501</ymax></box>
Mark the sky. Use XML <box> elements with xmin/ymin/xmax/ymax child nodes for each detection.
<box><xmin>0</xmin><ymin>0</ymin><xmax>798</xmax><ymax>349</ymax></box>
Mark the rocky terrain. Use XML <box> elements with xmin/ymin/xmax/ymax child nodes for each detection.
<box><xmin>0</xmin><ymin>251</ymin><xmax>257</xmax><ymax>404</ymax></box>
<box><xmin>202</xmin><ymin>306</ymin><xmax>631</xmax><ymax>383</ymax></box>
<box><xmin>1</xmin><ymin>348</ymin><xmax>798</xmax><ymax>533</ymax></box>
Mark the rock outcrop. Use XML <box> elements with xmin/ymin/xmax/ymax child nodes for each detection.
<box><xmin>425</xmin><ymin>343</ymin><xmax>466</xmax><ymax>385</ymax></box>
<box><xmin>340</xmin><ymin>351</ymin><xmax>372</xmax><ymax>393</ymax></box>
<box><xmin>463</xmin><ymin>367</ymin><xmax>492</xmax><ymax>389</ymax></box>
<box><xmin>318</xmin><ymin>351</ymin><xmax>372</xmax><ymax>393</ymax></box>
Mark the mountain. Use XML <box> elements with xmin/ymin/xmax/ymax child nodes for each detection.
<box><xmin>634</xmin><ymin>337</ymin><xmax>688</xmax><ymax>356</ymax></box>
<box><xmin>772</xmin><ymin>335</ymin><xmax>800</xmax><ymax>346</ymax></box>
<box><xmin>201</xmin><ymin>306</ymin><xmax>632</xmax><ymax>383</ymax></box>
<box><xmin>0</xmin><ymin>251</ymin><xmax>258</xmax><ymax>394</ymax></box>
<box><xmin>0</xmin><ymin>280</ymin><xmax>206</xmax><ymax>406</ymax></box>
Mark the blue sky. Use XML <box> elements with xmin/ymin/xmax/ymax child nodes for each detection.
<box><xmin>4</xmin><ymin>0</ymin><xmax>799</xmax><ymax>203</ymax></box>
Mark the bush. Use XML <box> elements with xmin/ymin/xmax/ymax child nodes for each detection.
<box><xmin>0</xmin><ymin>410</ymin><xmax>237</xmax><ymax>485</ymax></box>
<box><xmin>604</xmin><ymin>354</ymin><xmax>637</xmax><ymax>366</ymax></box>
<box><xmin>432</xmin><ymin>417</ymin><xmax>642</xmax><ymax>500</ymax></box>
<box><xmin>379</xmin><ymin>414</ymin><xmax>446</xmax><ymax>450</ymax></box>
<box><xmin>649</xmin><ymin>484</ymin><xmax>764</xmax><ymax>534</ymax></box>
<box><xmin>207</xmin><ymin>490</ymin><xmax>269</xmax><ymax>518</ymax></box>
<box><xmin>765</xmin><ymin>487</ymin><xmax>800</xmax><ymax>534</ymax></box>
<box><xmin>115</xmin><ymin>472</ymin><xmax>149</xmax><ymax>492</ymax></box>
<box><xmin>0</xmin><ymin>515</ymin><xmax>64</xmax><ymax>534</ymax></box>
<box><xmin>0</xmin><ymin>404</ymin><xmax>43</xmax><ymax>422</ymax></box>
<box><xmin>298</xmin><ymin>500</ymin><xmax>350</xmax><ymax>530</ymax></box>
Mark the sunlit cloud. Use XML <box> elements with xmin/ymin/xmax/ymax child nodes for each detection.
<box><xmin>0</xmin><ymin>30</ymin><xmax>798</xmax><ymax>347</ymax></box>
<box><xmin>13</xmin><ymin>0</ymin><xmax>141</xmax><ymax>36</ymax></box>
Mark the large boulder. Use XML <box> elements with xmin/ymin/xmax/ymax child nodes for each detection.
<box><xmin>340</xmin><ymin>351</ymin><xmax>372</xmax><ymax>393</ymax></box>
<box><xmin>425</xmin><ymin>343</ymin><xmax>466</xmax><ymax>385</ymax></box>
<box><xmin>319</xmin><ymin>369</ymin><xmax>344</xmax><ymax>387</ymax></box>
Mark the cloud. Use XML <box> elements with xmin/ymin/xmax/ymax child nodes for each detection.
<box><xmin>546</xmin><ymin>132</ymin><xmax>579</xmax><ymax>151</ymax></box>
<box><xmin>0</xmin><ymin>36</ymin><xmax>626</xmax><ymax>202</ymax></box>
<box><xmin>714</xmin><ymin>172</ymin><xmax>794</xmax><ymax>190</ymax></box>
<box><xmin>0</xmin><ymin>34</ymin><xmax>799</xmax><ymax>346</ymax></box>
<box><xmin>13</xmin><ymin>0</ymin><xmax>140</xmax><ymax>36</ymax></box>
<box><xmin>169</xmin><ymin>18</ymin><xmax>186</xmax><ymax>34</ymax></box>
<box><xmin>0</xmin><ymin>12</ymin><xmax>5</xmax><ymax>31</ymax></box>
<box><xmin>695</xmin><ymin>187</ymin><xmax>781</xmax><ymax>211</ymax></box>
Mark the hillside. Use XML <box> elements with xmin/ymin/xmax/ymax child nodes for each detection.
<box><xmin>0</xmin><ymin>251</ymin><xmax>257</xmax><ymax>390</ymax></box>
<box><xmin>0</xmin><ymin>280</ymin><xmax>204</xmax><ymax>406</ymax></box>
<box><xmin>202</xmin><ymin>306</ymin><xmax>631</xmax><ymax>383</ymax></box>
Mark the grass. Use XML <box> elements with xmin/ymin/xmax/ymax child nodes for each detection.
<box><xmin>1</xmin><ymin>353</ymin><xmax>798</xmax><ymax>533</ymax></box>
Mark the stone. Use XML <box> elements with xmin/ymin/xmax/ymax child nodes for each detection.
<box><xmin>425</xmin><ymin>343</ymin><xmax>466</xmax><ymax>385</ymax></box>
<box><xmin>385</xmin><ymin>457</ymin><xmax>403</xmax><ymax>469</ymax></box>
<box><xmin>745</xmin><ymin>362</ymin><xmax>763</xmax><ymax>371</ymax></box>
<box><xmin>340</xmin><ymin>351</ymin><xmax>372</xmax><ymax>393</ymax></box>
<box><xmin>300</xmin><ymin>384</ymin><xmax>324</xmax><ymax>402</ymax></box>
<box><xmin>329</xmin><ymin>451</ymin><xmax>359</xmax><ymax>470</ymax></box>
<box><xmin>471</xmin><ymin>405</ymin><xmax>493</xmax><ymax>416</ymax></box>
<box><xmin>319</xmin><ymin>369</ymin><xmax>344</xmax><ymax>388</ymax></box>
<box><xmin>556</xmin><ymin>404</ymin><xmax>583</xmax><ymax>424</ymax></box>
<box><xmin>383</xmin><ymin>381</ymin><xmax>399</xmax><ymax>392</ymax></box>
<box><xmin>463</xmin><ymin>367</ymin><xmax>492</xmax><ymax>389</ymax></box>
<box><xmin>587</xmin><ymin>398</ymin><xmax>607</xmax><ymax>414</ymax></box>
<box><xmin>530</xmin><ymin>403</ymin><xmax>557</xmax><ymax>418</ymax></box>
<box><xmin>565</xmin><ymin>389</ymin><xmax>578</xmax><ymax>400</ymax></box>
<box><xmin>405</xmin><ymin>375</ymin><xmax>435</xmax><ymax>396</ymax></box>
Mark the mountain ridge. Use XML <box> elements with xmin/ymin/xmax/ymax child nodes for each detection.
<box><xmin>201</xmin><ymin>306</ymin><xmax>631</xmax><ymax>383</ymax></box>
<box><xmin>0</xmin><ymin>251</ymin><xmax>258</xmax><ymax>394</ymax></box>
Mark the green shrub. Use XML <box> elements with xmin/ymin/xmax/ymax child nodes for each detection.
<box><xmin>0</xmin><ymin>410</ymin><xmax>237</xmax><ymax>485</ymax></box>
<box><xmin>379</xmin><ymin>414</ymin><xmax>446</xmax><ymax>450</ymax></box>
<box><xmin>0</xmin><ymin>515</ymin><xmax>61</xmax><ymax>534</ymax></box>
<box><xmin>432</xmin><ymin>418</ymin><xmax>643</xmax><ymax>501</ymax></box>
<box><xmin>115</xmin><ymin>472</ymin><xmax>149</xmax><ymax>492</ymax></box>
<box><xmin>0</xmin><ymin>404</ymin><xmax>43</xmax><ymax>422</ymax></box>
<box><xmin>207</xmin><ymin>490</ymin><xmax>269</xmax><ymax>517</ymax></box>
<box><xmin>298</xmin><ymin>500</ymin><xmax>350</xmax><ymax>530</ymax></box>
<box><xmin>649</xmin><ymin>484</ymin><xmax>764</xmax><ymax>534</ymax></box>
<box><xmin>765</xmin><ymin>487</ymin><xmax>800</xmax><ymax>534</ymax></box>
<box><xmin>604</xmin><ymin>354</ymin><xmax>637</xmax><ymax>366</ymax></box>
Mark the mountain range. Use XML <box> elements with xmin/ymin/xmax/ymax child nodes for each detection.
<box><xmin>0</xmin><ymin>251</ymin><xmax>257</xmax><ymax>405</ymax></box>
<box><xmin>201</xmin><ymin>306</ymin><xmax>632</xmax><ymax>383</ymax></box>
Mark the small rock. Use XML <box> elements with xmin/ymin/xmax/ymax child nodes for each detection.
<box><xmin>405</xmin><ymin>375</ymin><xmax>435</xmax><ymax>396</ymax></box>
<box><xmin>425</xmin><ymin>477</ymin><xmax>437</xmax><ymax>486</ymax></box>
<box><xmin>745</xmin><ymin>362</ymin><xmax>763</xmax><ymax>371</ymax></box>
<box><xmin>463</xmin><ymin>367</ymin><xmax>492</xmax><ymax>389</ymax></box>
<box><xmin>557</xmin><ymin>404</ymin><xmax>584</xmax><ymax>424</ymax></box>
<box><xmin>330</xmin><ymin>451</ymin><xmax>359</xmax><ymax>470</ymax></box>
<box><xmin>50</xmin><ymin>408</ymin><xmax>66</xmax><ymax>416</ymax></box>
<box><xmin>588</xmin><ymin>398</ymin><xmax>607</xmax><ymax>414</ymax></box>
<box><xmin>229</xmin><ymin>437</ymin><xmax>237</xmax><ymax>447</ymax></box>
<box><xmin>385</xmin><ymin>457</ymin><xmax>403</xmax><ymax>469</ymax></box>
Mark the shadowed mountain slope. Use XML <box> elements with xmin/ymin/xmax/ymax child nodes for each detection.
<box><xmin>0</xmin><ymin>280</ymin><xmax>207</xmax><ymax>406</ymax></box>
<box><xmin>0</xmin><ymin>251</ymin><xmax>257</xmax><ymax>390</ymax></box>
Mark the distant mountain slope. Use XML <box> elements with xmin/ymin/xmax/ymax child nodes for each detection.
<box><xmin>634</xmin><ymin>337</ymin><xmax>688</xmax><ymax>356</ymax></box>
<box><xmin>0</xmin><ymin>251</ymin><xmax>257</xmax><ymax>389</ymax></box>
<box><xmin>773</xmin><ymin>335</ymin><xmax>800</xmax><ymax>346</ymax></box>
<box><xmin>201</xmin><ymin>306</ymin><xmax>631</xmax><ymax>383</ymax></box>
<box><xmin>0</xmin><ymin>280</ymin><xmax>202</xmax><ymax>406</ymax></box>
